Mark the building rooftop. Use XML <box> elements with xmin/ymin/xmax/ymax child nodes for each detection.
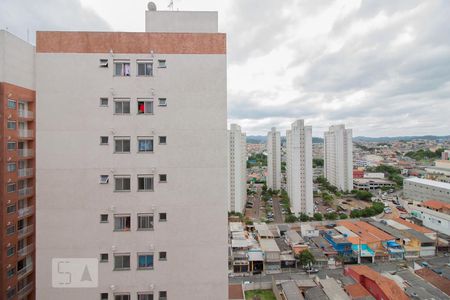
<box><xmin>367</xmin><ymin>221</ymin><xmax>406</xmax><ymax>240</ymax></box>
<box><xmin>304</xmin><ymin>286</ymin><xmax>328</xmax><ymax>300</ymax></box>
<box><xmin>405</xmin><ymin>177</ymin><xmax>450</xmax><ymax>190</ymax></box>
<box><xmin>320</xmin><ymin>278</ymin><xmax>351</xmax><ymax>300</ymax></box>
<box><xmin>393</xmin><ymin>217</ymin><xmax>434</xmax><ymax>234</ymax></box>
<box><xmin>415</xmin><ymin>267</ymin><xmax>450</xmax><ymax>296</ymax></box>
<box><xmin>420</xmin><ymin>199</ymin><xmax>450</xmax><ymax>210</ymax></box>
<box><xmin>259</xmin><ymin>238</ymin><xmax>280</xmax><ymax>252</ymax></box>
<box><xmin>347</xmin><ymin>265</ymin><xmax>409</xmax><ymax>300</ymax></box>
<box><xmin>396</xmin><ymin>269</ymin><xmax>449</xmax><ymax>300</ymax></box>
<box><xmin>228</xmin><ymin>284</ymin><xmax>244</xmax><ymax>300</ymax></box>
<box><xmin>281</xmin><ymin>280</ymin><xmax>304</xmax><ymax>300</ymax></box>
<box><xmin>286</xmin><ymin>230</ymin><xmax>305</xmax><ymax>245</ymax></box>
<box><xmin>344</xmin><ymin>282</ymin><xmax>374</xmax><ymax>299</ymax></box>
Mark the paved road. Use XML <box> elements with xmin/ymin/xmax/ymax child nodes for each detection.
<box><xmin>245</xmin><ymin>186</ymin><xmax>262</xmax><ymax>220</ymax></box>
<box><xmin>272</xmin><ymin>196</ymin><xmax>284</xmax><ymax>223</ymax></box>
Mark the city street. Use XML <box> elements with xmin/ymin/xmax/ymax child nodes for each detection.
<box><xmin>272</xmin><ymin>196</ymin><xmax>284</xmax><ymax>223</ymax></box>
<box><xmin>245</xmin><ymin>185</ymin><xmax>262</xmax><ymax>220</ymax></box>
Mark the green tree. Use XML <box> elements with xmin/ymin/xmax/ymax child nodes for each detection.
<box><xmin>313</xmin><ymin>158</ymin><xmax>324</xmax><ymax>168</ymax></box>
<box><xmin>299</xmin><ymin>213</ymin><xmax>310</xmax><ymax>222</ymax></box>
<box><xmin>350</xmin><ymin>209</ymin><xmax>362</xmax><ymax>218</ymax></box>
<box><xmin>322</xmin><ymin>192</ymin><xmax>334</xmax><ymax>206</ymax></box>
<box><xmin>339</xmin><ymin>213</ymin><xmax>348</xmax><ymax>219</ymax></box>
<box><xmin>297</xmin><ymin>249</ymin><xmax>316</xmax><ymax>268</ymax></box>
<box><xmin>355</xmin><ymin>190</ymin><xmax>373</xmax><ymax>201</ymax></box>
<box><xmin>313</xmin><ymin>213</ymin><xmax>323</xmax><ymax>221</ymax></box>
<box><xmin>285</xmin><ymin>214</ymin><xmax>298</xmax><ymax>223</ymax></box>
<box><xmin>324</xmin><ymin>212</ymin><xmax>338</xmax><ymax>220</ymax></box>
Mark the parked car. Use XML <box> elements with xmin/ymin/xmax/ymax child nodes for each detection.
<box><xmin>396</xmin><ymin>205</ymin><xmax>406</xmax><ymax>212</ymax></box>
<box><xmin>432</xmin><ymin>268</ymin><xmax>443</xmax><ymax>275</ymax></box>
<box><xmin>421</xmin><ymin>262</ymin><xmax>429</xmax><ymax>268</ymax></box>
<box><xmin>305</xmin><ymin>267</ymin><xmax>319</xmax><ymax>273</ymax></box>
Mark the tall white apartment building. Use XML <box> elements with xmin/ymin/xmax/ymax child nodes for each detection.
<box><xmin>286</xmin><ymin>120</ymin><xmax>313</xmax><ymax>215</ymax></box>
<box><xmin>266</xmin><ymin>127</ymin><xmax>281</xmax><ymax>191</ymax></box>
<box><xmin>36</xmin><ymin>5</ymin><xmax>228</xmax><ymax>300</ymax></box>
<box><xmin>324</xmin><ymin>124</ymin><xmax>353</xmax><ymax>192</ymax></box>
<box><xmin>228</xmin><ymin>124</ymin><xmax>247</xmax><ymax>213</ymax></box>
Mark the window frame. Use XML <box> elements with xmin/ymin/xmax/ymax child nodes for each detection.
<box><xmin>7</xmin><ymin>183</ymin><xmax>16</xmax><ymax>193</ymax></box>
<box><xmin>7</xmin><ymin>162</ymin><xmax>17</xmax><ymax>172</ymax></box>
<box><xmin>159</xmin><ymin>213</ymin><xmax>167</xmax><ymax>222</ymax></box>
<box><xmin>137</xmin><ymin>137</ymin><xmax>154</xmax><ymax>153</ymax></box>
<box><xmin>137</xmin><ymin>175</ymin><xmax>154</xmax><ymax>192</ymax></box>
<box><xmin>7</xmin><ymin>141</ymin><xmax>16</xmax><ymax>151</ymax></box>
<box><xmin>100</xmin><ymin>253</ymin><xmax>109</xmax><ymax>263</ymax></box>
<box><xmin>114</xmin><ymin>176</ymin><xmax>131</xmax><ymax>192</ymax></box>
<box><xmin>159</xmin><ymin>251</ymin><xmax>167</xmax><ymax>261</ymax></box>
<box><xmin>137</xmin><ymin>253</ymin><xmax>154</xmax><ymax>270</ymax></box>
<box><xmin>158</xmin><ymin>136</ymin><xmax>167</xmax><ymax>145</ymax></box>
<box><xmin>114</xmin><ymin>294</ymin><xmax>131</xmax><ymax>300</ymax></box>
<box><xmin>113</xmin><ymin>60</ymin><xmax>131</xmax><ymax>77</ymax></box>
<box><xmin>137</xmin><ymin>293</ymin><xmax>154</xmax><ymax>300</ymax></box>
<box><xmin>99</xmin><ymin>59</ymin><xmax>109</xmax><ymax>68</ymax></box>
<box><xmin>113</xmin><ymin>253</ymin><xmax>131</xmax><ymax>271</ymax></box>
<box><xmin>6</xmin><ymin>204</ymin><xmax>16</xmax><ymax>214</ymax></box>
<box><xmin>158</xmin><ymin>98</ymin><xmax>167</xmax><ymax>107</ymax></box>
<box><xmin>7</xmin><ymin>120</ymin><xmax>17</xmax><ymax>130</ymax></box>
<box><xmin>158</xmin><ymin>59</ymin><xmax>167</xmax><ymax>68</ymax></box>
<box><xmin>113</xmin><ymin>214</ymin><xmax>131</xmax><ymax>232</ymax></box>
<box><xmin>100</xmin><ymin>136</ymin><xmax>109</xmax><ymax>145</ymax></box>
<box><xmin>137</xmin><ymin>214</ymin><xmax>154</xmax><ymax>231</ymax></box>
<box><xmin>113</xmin><ymin>99</ymin><xmax>131</xmax><ymax>114</ymax></box>
<box><xmin>159</xmin><ymin>174</ymin><xmax>167</xmax><ymax>183</ymax></box>
<box><xmin>114</xmin><ymin>137</ymin><xmax>131</xmax><ymax>153</ymax></box>
<box><xmin>159</xmin><ymin>291</ymin><xmax>167</xmax><ymax>300</ymax></box>
<box><xmin>7</xmin><ymin>99</ymin><xmax>16</xmax><ymax>109</ymax></box>
<box><xmin>137</xmin><ymin>99</ymin><xmax>154</xmax><ymax>115</ymax></box>
<box><xmin>137</xmin><ymin>60</ymin><xmax>153</xmax><ymax>77</ymax></box>
<box><xmin>100</xmin><ymin>214</ymin><xmax>109</xmax><ymax>223</ymax></box>
<box><xmin>100</xmin><ymin>97</ymin><xmax>109</xmax><ymax>107</ymax></box>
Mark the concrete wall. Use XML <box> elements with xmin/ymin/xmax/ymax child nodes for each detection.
<box><xmin>0</xmin><ymin>30</ymin><xmax>35</xmax><ymax>90</ymax></box>
<box><xmin>36</xmin><ymin>50</ymin><xmax>228</xmax><ymax>299</ymax></box>
<box><xmin>145</xmin><ymin>10</ymin><xmax>218</xmax><ymax>33</ymax></box>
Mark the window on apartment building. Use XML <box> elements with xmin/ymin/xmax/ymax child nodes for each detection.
<box><xmin>114</xmin><ymin>176</ymin><xmax>131</xmax><ymax>191</ymax></box>
<box><xmin>114</xmin><ymin>294</ymin><xmax>130</xmax><ymax>300</ymax></box>
<box><xmin>7</xmin><ymin>183</ymin><xmax>16</xmax><ymax>193</ymax></box>
<box><xmin>159</xmin><ymin>291</ymin><xmax>167</xmax><ymax>300</ymax></box>
<box><xmin>8</xmin><ymin>99</ymin><xmax>16</xmax><ymax>109</ymax></box>
<box><xmin>6</xmin><ymin>225</ymin><xmax>15</xmax><ymax>235</ymax></box>
<box><xmin>6</xmin><ymin>287</ymin><xmax>16</xmax><ymax>299</ymax></box>
<box><xmin>6</xmin><ymin>246</ymin><xmax>15</xmax><ymax>257</ymax></box>
<box><xmin>100</xmin><ymin>253</ymin><xmax>109</xmax><ymax>262</ymax></box>
<box><xmin>138</xmin><ymin>175</ymin><xmax>154</xmax><ymax>191</ymax></box>
<box><xmin>137</xmin><ymin>253</ymin><xmax>154</xmax><ymax>270</ymax></box>
<box><xmin>158</xmin><ymin>98</ymin><xmax>167</xmax><ymax>107</ymax></box>
<box><xmin>6</xmin><ymin>204</ymin><xmax>16</xmax><ymax>214</ymax></box>
<box><xmin>7</xmin><ymin>142</ymin><xmax>16</xmax><ymax>150</ymax></box>
<box><xmin>100</xmin><ymin>136</ymin><xmax>109</xmax><ymax>145</ymax></box>
<box><xmin>137</xmin><ymin>214</ymin><xmax>154</xmax><ymax>230</ymax></box>
<box><xmin>159</xmin><ymin>174</ymin><xmax>167</xmax><ymax>183</ymax></box>
<box><xmin>7</xmin><ymin>162</ymin><xmax>17</xmax><ymax>172</ymax></box>
<box><xmin>100</xmin><ymin>214</ymin><xmax>109</xmax><ymax>223</ymax></box>
<box><xmin>137</xmin><ymin>61</ymin><xmax>153</xmax><ymax>76</ymax></box>
<box><xmin>158</xmin><ymin>136</ymin><xmax>167</xmax><ymax>145</ymax></box>
<box><xmin>6</xmin><ymin>267</ymin><xmax>15</xmax><ymax>278</ymax></box>
<box><xmin>114</xmin><ymin>215</ymin><xmax>131</xmax><ymax>231</ymax></box>
<box><xmin>114</xmin><ymin>99</ymin><xmax>131</xmax><ymax>114</ymax></box>
<box><xmin>7</xmin><ymin>121</ymin><xmax>16</xmax><ymax>130</ymax></box>
<box><xmin>158</xmin><ymin>59</ymin><xmax>166</xmax><ymax>68</ymax></box>
<box><xmin>159</xmin><ymin>252</ymin><xmax>167</xmax><ymax>261</ymax></box>
<box><xmin>114</xmin><ymin>137</ymin><xmax>131</xmax><ymax>153</ymax></box>
<box><xmin>100</xmin><ymin>293</ymin><xmax>109</xmax><ymax>300</ymax></box>
<box><xmin>100</xmin><ymin>97</ymin><xmax>109</xmax><ymax>107</ymax></box>
<box><xmin>159</xmin><ymin>213</ymin><xmax>167</xmax><ymax>222</ymax></box>
<box><xmin>100</xmin><ymin>59</ymin><xmax>109</xmax><ymax>68</ymax></box>
<box><xmin>114</xmin><ymin>61</ymin><xmax>131</xmax><ymax>76</ymax></box>
<box><xmin>99</xmin><ymin>175</ymin><xmax>110</xmax><ymax>184</ymax></box>
<box><xmin>137</xmin><ymin>99</ymin><xmax>153</xmax><ymax>114</ymax></box>
<box><xmin>113</xmin><ymin>254</ymin><xmax>130</xmax><ymax>270</ymax></box>
<box><xmin>138</xmin><ymin>137</ymin><xmax>153</xmax><ymax>153</ymax></box>
<box><xmin>138</xmin><ymin>293</ymin><xmax>154</xmax><ymax>300</ymax></box>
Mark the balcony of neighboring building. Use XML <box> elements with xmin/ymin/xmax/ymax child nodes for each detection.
<box><xmin>18</xmin><ymin>109</ymin><xmax>34</xmax><ymax>120</ymax></box>
<box><xmin>18</xmin><ymin>148</ymin><xmax>34</xmax><ymax>158</ymax></box>
<box><xmin>18</xmin><ymin>129</ymin><xmax>34</xmax><ymax>139</ymax></box>
<box><xmin>18</xmin><ymin>186</ymin><xmax>34</xmax><ymax>197</ymax></box>
<box><xmin>18</xmin><ymin>243</ymin><xmax>34</xmax><ymax>257</ymax></box>
<box><xmin>18</xmin><ymin>205</ymin><xmax>34</xmax><ymax>218</ymax></box>
<box><xmin>18</xmin><ymin>224</ymin><xmax>34</xmax><ymax>238</ymax></box>
<box><xmin>17</xmin><ymin>280</ymin><xmax>33</xmax><ymax>299</ymax></box>
<box><xmin>18</xmin><ymin>168</ymin><xmax>33</xmax><ymax>178</ymax></box>
<box><xmin>17</xmin><ymin>263</ymin><xmax>33</xmax><ymax>279</ymax></box>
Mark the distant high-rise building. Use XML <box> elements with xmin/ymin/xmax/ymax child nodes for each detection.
<box><xmin>286</xmin><ymin>120</ymin><xmax>313</xmax><ymax>215</ymax></box>
<box><xmin>324</xmin><ymin>124</ymin><xmax>353</xmax><ymax>192</ymax></box>
<box><xmin>442</xmin><ymin>150</ymin><xmax>450</xmax><ymax>160</ymax></box>
<box><xmin>228</xmin><ymin>124</ymin><xmax>247</xmax><ymax>213</ymax></box>
<box><xmin>0</xmin><ymin>30</ymin><xmax>36</xmax><ymax>300</ymax></box>
<box><xmin>36</xmin><ymin>5</ymin><xmax>228</xmax><ymax>299</ymax></box>
<box><xmin>267</xmin><ymin>127</ymin><xmax>281</xmax><ymax>190</ymax></box>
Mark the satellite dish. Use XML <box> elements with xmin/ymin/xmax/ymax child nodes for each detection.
<box><xmin>148</xmin><ymin>2</ymin><xmax>157</xmax><ymax>11</ymax></box>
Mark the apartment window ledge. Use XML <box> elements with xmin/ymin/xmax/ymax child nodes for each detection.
<box><xmin>113</xmin><ymin>229</ymin><xmax>131</xmax><ymax>232</ymax></box>
<box><xmin>114</xmin><ymin>190</ymin><xmax>131</xmax><ymax>193</ymax></box>
<box><xmin>137</xmin><ymin>228</ymin><xmax>154</xmax><ymax>232</ymax></box>
<box><xmin>113</xmin><ymin>268</ymin><xmax>131</xmax><ymax>271</ymax></box>
<box><xmin>137</xmin><ymin>190</ymin><xmax>154</xmax><ymax>192</ymax></box>
<box><xmin>137</xmin><ymin>267</ymin><xmax>154</xmax><ymax>271</ymax></box>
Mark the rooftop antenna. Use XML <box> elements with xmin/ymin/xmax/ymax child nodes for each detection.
<box><xmin>168</xmin><ymin>0</ymin><xmax>174</xmax><ymax>11</ymax></box>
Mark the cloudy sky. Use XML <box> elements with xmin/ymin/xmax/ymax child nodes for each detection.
<box><xmin>1</xmin><ymin>0</ymin><xmax>449</xmax><ymax>137</ymax></box>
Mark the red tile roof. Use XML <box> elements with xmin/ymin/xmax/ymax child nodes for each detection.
<box><xmin>415</xmin><ymin>268</ymin><xmax>450</xmax><ymax>296</ymax></box>
<box><xmin>345</xmin><ymin>282</ymin><xmax>372</xmax><ymax>299</ymax></box>
<box><xmin>421</xmin><ymin>200</ymin><xmax>450</xmax><ymax>210</ymax></box>
<box><xmin>337</xmin><ymin>220</ymin><xmax>394</xmax><ymax>244</ymax></box>
<box><xmin>347</xmin><ymin>265</ymin><xmax>409</xmax><ymax>300</ymax></box>
<box><xmin>393</xmin><ymin>217</ymin><xmax>434</xmax><ymax>234</ymax></box>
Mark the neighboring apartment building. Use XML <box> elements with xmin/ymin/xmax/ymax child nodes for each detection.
<box><xmin>228</xmin><ymin>124</ymin><xmax>247</xmax><ymax>213</ymax></box>
<box><xmin>286</xmin><ymin>120</ymin><xmax>313</xmax><ymax>215</ymax></box>
<box><xmin>404</xmin><ymin>177</ymin><xmax>450</xmax><ymax>203</ymax></box>
<box><xmin>0</xmin><ymin>30</ymin><xmax>36</xmax><ymax>300</ymax></box>
<box><xmin>324</xmin><ymin>124</ymin><xmax>353</xmax><ymax>192</ymax></box>
<box><xmin>412</xmin><ymin>200</ymin><xmax>450</xmax><ymax>235</ymax></box>
<box><xmin>36</xmin><ymin>5</ymin><xmax>228</xmax><ymax>300</ymax></box>
<box><xmin>266</xmin><ymin>127</ymin><xmax>281</xmax><ymax>191</ymax></box>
